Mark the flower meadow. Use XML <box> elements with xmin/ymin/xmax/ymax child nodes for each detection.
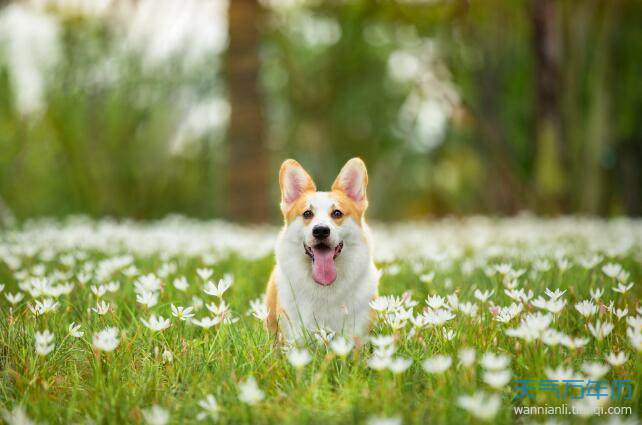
<box><xmin>0</xmin><ymin>216</ymin><xmax>641</xmax><ymax>424</ymax></box>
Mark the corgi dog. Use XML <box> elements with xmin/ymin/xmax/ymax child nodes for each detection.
<box><xmin>265</xmin><ymin>158</ymin><xmax>379</xmax><ymax>340</ymax></box>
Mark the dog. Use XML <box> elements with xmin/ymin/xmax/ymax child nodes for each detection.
<box><xmin>265</xmin><ymin>158</ymin><xmax>379</xmax><ymax>340</ymax></box>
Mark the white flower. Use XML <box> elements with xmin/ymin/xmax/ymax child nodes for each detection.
<box><xmin>238</xmin><ymin>377</ymin><xmax>264</xmax><ymax>405</ymax></box>
<box><xmin>605</xmin><ymin>351</ymin><xmax>628</xmax><ymax>367</ymax></box>
<box><xmin>442</xmin><ymin>328</ymin><xmax>456</xmax><ymax>341</ymax></box>
<box><xmin>559</xmin><ymin>334</ymin><xmax>590</xmax><ymax>350</ymax></box>
<box><xmin>422</xmin><ymin>355</ymin><xmax>452</xmax><ymax>374</ymax></box>
<box><xmin>544</xmin><ymin>288</ymin><xmax>566</xmax><ymax>300</ymax></box>
<box><xmin>206</xmin><ymin>300</ymin><xmax>230</xmax><ymax>316</ymax></box>
<box><xmin>483</xmin><ymin>369</ymin><xmax>512</xmax><ymax>389</ymax></box>
<box><xmin>368</xmin><ymin>355</ymin><xmax>391</xmax><ymax>371</ymax></box>
<box><xmin>505</xmin><ymin>312</ymin><xmax>553</xmax><ymax>342</ymax></box>
<box><xmin>493</xmin><ymin>303</ymin><xmax>523</xmax><ymax>323</ymax></box>
<box><xmin>196</xmin><ymin>268</ymin><xmax>213</xmax><ymax>280</ymax></box>
<box><xmin>531</xmin><ymin>296</ymin><xmax>548</xmax><ymax>310</ymax></box>
<box><xmin>370</xmin><ymin>335</ymin><xmax>394</xmax><ymax>348</ymax></box>
<box><xmin>136</xmin><ymin>290</ymin><xmax>159</xmax><ymax>308</ymax></box>
<box><xmin>602</xmin><ymin>263</ymin><xmax>623</xmax><ymax>279</ymax></box>
<box><xmin>141</xmin><ymin>314</ymin><xmax>171</xmax><ymax>332</ymax></box>
<box><xmin>192</xmin><ymin>296</ymin><xmax>204</xmax><ymax>311</ymax></box>
<box><xmin>575</xmin><ymin>300</ymin><xmax>598</xmax><ymax>318</ymax></box>
<box><xmin>385</xmin><ymin>308</ymin><xmax>412</xmax><ymax>330</ymax></box>
<box><xmin>173</xmin><ymin>276</ymin><xmax>189</xmax><ymax>291</ymax></box>
<box><xmin>457</xmin><ymin>391</ymin><xmax>500</xmax><ymax>421</ymax></box>
<box><xmin>589</xmin><ymin>288</ymin><xmax>604</xmax><ymax>300</ymax></box>
<box><xmin>423</xmin><ymin>309</ymin><xmax>455</xmax><ymax>325</ymax></box>
<box><xmin>330</xmin><ymin>337</ymin><xmax>354</xmax><ymax>357</ymax></box>
<box><xmin>544</xmin><ymin>298</ymin><xmax>566</xmax><ymax>314</ymax></box>
<box><xmin>480</xmin><ymin>352</ymin><xmax>510</xmax><ymax>371</ymax></box>
<box><xmin>366</xmin><ymin>416</ymin><xmax>402</xmax><ymax>425</ymax></box>
<box><xmin>446</xmin><ymin>293</ymin><xmax>459</xmax><ymax>310</ymax></box>
<box><xmin>458</xmin><ymin>302</ymin><xmax>478</xmax><ymax>318</ymax></box>
<box><xmin>580</xmin><ymin>362</ymin><xmax>610</xmax><ymax>379</ymax></box>
<box><xmin>425</xmin><ymin>294</ymin><xmax>446</xmax><ymax>309</ymax></box>
<box><xmin>494</xmin><ymin>263</ymin><xmax>513</xmax><ymax>275</ymax></box>
<box><xmin>613</xmin><ymin>308</ymin><xmax>628</xmax><ymax>320</ymax></box>
<box><xmin>35</xmin><ymin>330</ymin><xmax>55</xmax><ymax>356</ymax></box>
<box><xmin>68</xmin><ymin>322</ymin><xmax>83</xmax><ymax>338</ymax></box>
<box><xmin>248</xmin><ymin>298</ymin><xmax>269</xmax><ymax>321</ymax></box>
<box><xmin>191</xmin><ymin>316</ymin><xmax>221</xmax><ymax>329</ymax></box>
<box><xmin>388</xmin><ymin>357</ymin><xmax>412</xmax><ymax>374</ymax></box>
<box><xmin>458</xmin><ymin>348</ymin><xmax>475</xmax><ymax>368</ymax></box>
<box><xmin>29</xmin><ymin>298</ymin><xmax>59</xmax><ymax>315</ymax></box>
<box><xmin>541</xmin><ymin>329</ymin><xmax>563</xmax><ymax>346</ymax></box>
<box><xmin>588</xmin><ymin>320</ymin><xmax>614</xmax><ymax>340</ymax></box>
<box><xmin>545</xmin><ymin>365</ymin><xmax>576</xmax><ymax>381</ymax></box>
<box><xmin>287</xmin><ymin>348</ymin><xmax>312</xmax><ymax>369</ymax></box>
<box><xmin>135</xmin><ymin>274</ymin><xmax>162</xmax><ymax>293</ymax></box>
<box><xmin>142</xmin><ymin>405</ymin><xmax>169</xmax><ymax>425</ymax></box>
<box><xmin>202</xmin><ymin>276</ymin><xmax>232</xmax><ymax>298</ymax></box>
<box><xmin>627</xmin><ymin>315</ymin><xmax>642</xmax><ymax>330</ymax></box>
<box><xmin>90</xmin><ymin>284</ymin><xmax>107</xmax><ymax>297</ymax></box>
<box><xmin>474</xmin><ymin>289</ymin><xmax>494</xmax><ymax>302</ymax></box>
<box><xmin>92</xmin><ymin>327</ymin><xmax>120</xmax><ymax>352</ymax></box>
<box><xmin>91</xmin><ymin>300</ymin><xmax>111</xmax><ymax>315</ymax></box>
<box><xmin>579</xmin><ymin>255</ymin><xmax>602</xmax><ymax>269</ymax></box>
<box><xmin>369</xmin><ymin>297</ymin><xmax>389</xmax><ymax>312</ymax></box>
<box><xmin>419</xmin><ymin>271</ymin><xmax>435</xmax><ymax>283</ymax></box>
<box><xmin>105</xmin><ymin>281</ymin><xmax>120</xmax><ymax>293</ymax></box>
<box><xmin>557</xmin><ymin>257</ymin><xmax>570</xmax><ymax>271</ymax></box>
<box><xmin>5</xmin><ymin>291</ymin><xmax>24</xmax><ymax>304</ymax></box>
<box><xmin>162</xmin><ymin>349</ymin><xmax>173</xmax><ymax>364</ymax></box>
<box><xmin>612</xmin><ymin>282</ymin><xmax>634</xmax><ymax>294</ymax></box>
<box><xmin>627</xmin><ymin>327</ymin><xmax>642</xmax><ymax>351</ymax></box>
<box><xmin>312</xmin><ymin>326</ymin><xmax>335</xmax><ymax>344</ymax></box>
<box><xmin>196</xmin><ymin>394</ymin><xmax>220</xmax><ymax>421</ymax></box>
<box><xmin>504</xmin><ymin>288</ymin><xmax>533</xmax><ymax>303</ymax></box>
<box><xmin>171</xmin><ymin>304</ymin><xmax>195</xmax><ymax>321</ymax></box>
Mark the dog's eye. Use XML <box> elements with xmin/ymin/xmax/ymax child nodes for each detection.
<box><xmin>303</xmin><ymin>210</ymin><xmax>313</xmax><ymax>219</ymax></box>
<box><xmin>331</xmin><ymin>209</ymin><xmax>343</xmax><ymax>219</ymax></box>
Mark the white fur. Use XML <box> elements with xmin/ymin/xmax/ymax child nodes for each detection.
<box><xmin>274</xmin><ymin>192</ymin><xmax>378</xmax><ymax>340</ymax></box>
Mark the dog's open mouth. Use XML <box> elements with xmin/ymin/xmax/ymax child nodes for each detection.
<box><xmin>304</xmin><ymin>241</ymin><xmax>343</xmax><ymax>286</ymax></box>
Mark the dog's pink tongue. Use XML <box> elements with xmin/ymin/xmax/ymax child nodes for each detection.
<box><xmin>312</xmin><ymin>247</ymin><xmax>337</xmax><ymax>285</ymax></box>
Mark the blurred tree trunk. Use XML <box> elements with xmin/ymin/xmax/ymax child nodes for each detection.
<box><xmin>226</xmin><ymin>0</ymin><xmax>269</xmax><ymax>222</ymax></box>
<box><xmin>580</xmin><ymin>2</ymin><xmax>612</xmax><ymax>214</ymax></box>
<box><xmin>531</xmin><ymin>0</ymin><xmax>566</xmax><ymax>213</ymax></box>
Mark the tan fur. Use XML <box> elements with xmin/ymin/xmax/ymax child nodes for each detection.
<box><xmin>265</xmin><ymin>270</ymin><xmax>281</xmax><ymax>333</ymax></box>
<box><xmin>283</xmin><ymin>192</ymin><xmax>315</xmax><ymax>223</ymax></box>
<box><xmin>329</xmin><ymin>190</ymin><xmax>365</xmax><ymax>227</ymax></box>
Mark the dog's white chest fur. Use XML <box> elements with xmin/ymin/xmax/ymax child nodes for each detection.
<box><xmin>274</xmin><ymin>221</ymin><xmax>378</xmax><ymax>340</ymax></box>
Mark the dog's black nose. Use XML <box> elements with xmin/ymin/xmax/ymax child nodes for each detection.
<box><xmin>312</xmin><ymin>225</ymin><xmax>330</xmax><ymax>239</ymax></box>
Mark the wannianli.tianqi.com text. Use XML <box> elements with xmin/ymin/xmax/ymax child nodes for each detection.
<box><xmin>514</xmin><ymin>405</ymin><xmax>633</xmax><ymax>416</ymax></box>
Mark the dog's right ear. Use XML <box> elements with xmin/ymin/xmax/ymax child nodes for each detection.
<box><xmin>279</xmin><ymin>159</ymin><xmax>316</xmax><ymax>211</ymax></box>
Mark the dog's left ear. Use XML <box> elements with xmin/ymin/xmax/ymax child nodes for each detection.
<box><xmin>332</xmin><ymin>158</ymin><xmax>368</xmax><ymax>210</ymax></box>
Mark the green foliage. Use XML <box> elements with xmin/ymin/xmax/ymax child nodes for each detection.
<box><xmin>0</xmin><ymin>1</ymin><xmax>641</xmax><ymax>220</ymax></box>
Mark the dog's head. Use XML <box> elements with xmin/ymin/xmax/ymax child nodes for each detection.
<box><xmin>279</xmin><ymin>158</ymin><xmax>369</xmax><ymax>286</ymax></box>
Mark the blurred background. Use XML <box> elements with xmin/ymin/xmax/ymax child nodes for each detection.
<box><xmin>0</xmin><ymin>0</ymin><xmax>640</xmax><ymax>224</ymax></box>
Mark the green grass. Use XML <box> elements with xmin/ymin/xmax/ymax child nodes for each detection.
<box><xmin>0</xmin><ymin>219</ymin><xmax>641</xmax><ymax>424</ymax></box>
